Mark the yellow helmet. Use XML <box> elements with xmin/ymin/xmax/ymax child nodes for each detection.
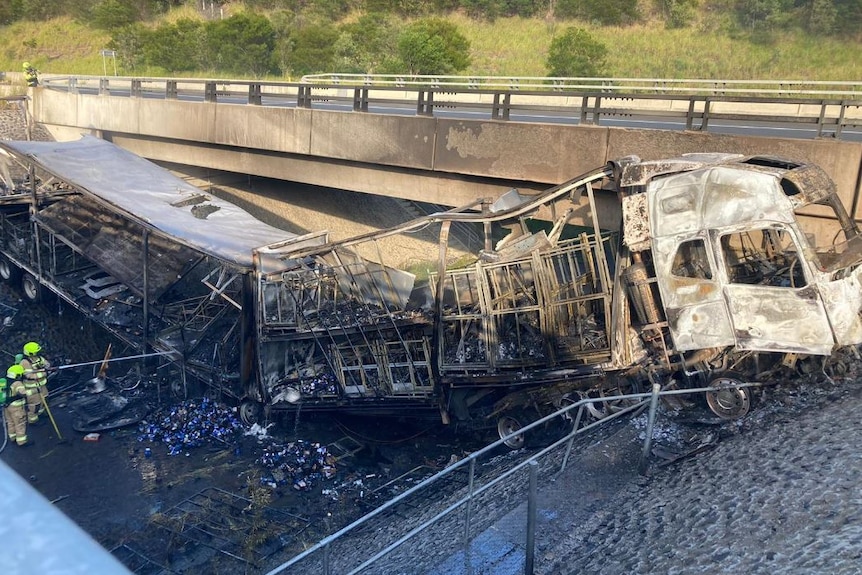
<box><xmin>23</xmin><ymin>62</ymin><xmax>30</xmax><ymax>69</ymax></box>
<box><xmin>23</xmin><ymin>341</ymin><xmax>41</xmax><ymax>356</ymax></box>
<box><xmin>7</xmin><ymin>364</ymin><xmax>24</xmax><ymax>379</ymax></box>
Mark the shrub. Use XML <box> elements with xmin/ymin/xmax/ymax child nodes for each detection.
<box><xmin>546</xmin><ymin>26</ymin><xmax>607</xmax><ymax>77</ymax></box>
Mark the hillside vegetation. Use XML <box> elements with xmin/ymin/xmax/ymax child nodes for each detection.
<box><xmin>1</xmin><ymin>1</ymin><xmax>860</xmax><ymax>81</ymax></box>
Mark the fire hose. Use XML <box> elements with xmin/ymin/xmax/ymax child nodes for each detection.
<box><xmin>47</xmin><ymin>351</ymin><xmax>173</xmax><ymax>373</ymax></box>
<box><xmin>48</xmin><ymin>351</ymin><xmax>173</xmax><ymax>395</ymax></box>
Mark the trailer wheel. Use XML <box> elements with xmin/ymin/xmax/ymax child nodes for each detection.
<box><xmin>0</xmin><ymin>256</ymin><xmax>19</xmax><ymax>283</ymax></box>
<box><xmin>497</xmin><ymin>408</ymin><xmax>546</xmax><ymax>450</ymax></box>
<box><xmin>21</xmin><ymin>272</ymin><xmax>41</xmax><ymax>302</ymax></box>
<box><xmin>239</xmin><ymin>399</ymin><xmax>263</xmax><ymax>426</ymax></box>
<box><xmin>170</xmin><ymin>373</ymin><xmax>190</xmax><ymax>399</ymax></box>
<box><xmin>706</xmin><ymin>372</ymin><xmax>751</xmax><ymax>420</ymax></box>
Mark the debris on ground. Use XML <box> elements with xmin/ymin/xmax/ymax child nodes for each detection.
<box><xmin>256</xmin><ymin>440</ymin><xmax>338</xmax><ymax>491</ymax></box>
<box><xmin>137</xmin><ymin>397</ymin><xmax>243</xmax><ymax>456</ymax></box>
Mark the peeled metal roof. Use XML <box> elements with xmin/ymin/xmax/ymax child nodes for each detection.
<box><xmin>0</xmin><ymin>135</ymin><xmax>296</xmax><ymax>268</ymax></box>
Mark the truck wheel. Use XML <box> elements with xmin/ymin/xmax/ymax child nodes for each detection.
<box><xmin>497</xmin><ymin>412</ymin><xmax>527</xmax><ymax>450</ymax></box>
<box><xmin>0</xmin><ymin>256</ymin><xmax>19</xmax><ymax>283</ymax></box>
<box><xmin>706</xmin><ymin>372</ymin><xmax>751</xmax><ymax>419</ymax></box>
<box><xmin>168</xmin><ymin>367</ymin><xmax>200</xmax><ymax>400</ymax></box>
<box><xmin>239</xmin><ymin>399</ymin><xmax>263</xmax><ymax>426</ymax></box>
<box><xmin>21</xmin><ymin>272</ymin><xmax>41</xmax><ymax>302</ymax></box>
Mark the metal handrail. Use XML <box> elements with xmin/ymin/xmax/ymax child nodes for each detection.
<box><xmin>301</xmin><ymin>73</ymin><xmax>862</xmax><ymax>97</ymax></box>
<box><xmin>264</xmin><ymin>380</ymin><xmax>764</xmax><ymax>574</ymax></box>
<box><xmin>37</xmin><ymin>75</ymin><xmax>862</xmax><ymax>141</ymax></box>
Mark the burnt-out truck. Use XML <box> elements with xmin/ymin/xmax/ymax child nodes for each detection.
<box><xmin>1</xmin><ymin>136</ymin><xmax>860</xmax><ymax>445</ymax></box>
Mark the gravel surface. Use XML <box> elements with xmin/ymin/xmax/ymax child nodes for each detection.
<box><xmin>533</xmin><ymin>371</ymin><xmax>862</xmax><ymax>575</ymax></box>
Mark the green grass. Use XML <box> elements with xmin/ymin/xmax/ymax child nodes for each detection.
<box><xmin>1</xmin><ymin>10</ymin><xmax>861</xmax><ymax>81</ymax></box>
<box><xmin>0</xmin><ymin>17</ymin><xmax>111</xmax><ymax>75</ymax></box>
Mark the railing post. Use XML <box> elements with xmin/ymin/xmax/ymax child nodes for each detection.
<box><xmin>638</xmin><ymin>382</ymin><xmax>661</xmax><ymax>475</ymax></box>
<box><xmin>559</xmin><ymin>404</ymin><xmax>583</xmax><ymax>472</ymax></box>
<box><xmin>166</xmin><ymin>80</ymin><xmax>178</xmax><ymax>100</ymax></box>
<box><xmin>835</xmin><ymin>102</ymin><xmax>846</xmax><ymax>139</ymax></box>
<box><xmin>491</xmin><ymin>93</ymin><xmax>510</xmax><ymax>120</ymax></box>
<box><xmin>248</xmin><ymin>83</ymin><xmax>262</xmax><ymax>105</ymax></box>
<box><xmin>353</xmin><ymin>87</ymin><xmax>369</xmax><ymax>112</ymax></box>
<box><xmin>297</xmin><ymin>85</ymin><xmax>312</xmax><ymax>108</ymax></box>
<box><xmin>463</xmin><ymin>458</ymin><xmax>476</xmax><ymax>575</ymax></box>
<box><xmin>204</xmin><ymin>81</ymin><xmax>217</xmax><ymax>103</ymax></box>
<box><xmin>417</xmin><ymin>90</ymin><xmax>434</xmax><ymax>116</ymax></box>
<box><xmin>525</xmin><ymin>460</ymin><xmax>538</xmax><ymax>575</ymax></box>
<box><xmin>816</xmin><ymin>101</ymin><xmax>828</xmax><ymax>138</ymax></box>
<box><xmin>701</xmin><ymin>97</ymin><xmax>711</xmax><ymax>131</ymax></box>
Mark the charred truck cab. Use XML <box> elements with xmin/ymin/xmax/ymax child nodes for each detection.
<box><xmin>0</xmin><ymin>137</ymin><xmax>859</xmax><ymax>444</ymax></box>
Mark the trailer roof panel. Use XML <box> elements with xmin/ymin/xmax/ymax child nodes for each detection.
<box><xmin>0</xmin><ymin>136</ymin><xmax>295</xmax><ymax>268</ymax></box>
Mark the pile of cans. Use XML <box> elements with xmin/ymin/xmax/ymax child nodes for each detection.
<box><xmin>256</xmin><ymin>440</ymin><xmax>337</xmax><ymax>491</ymax></box>
<box><xmin>299</xmin><ymin>373</ymin><xmax>339</xmax><ymax>396</ymax></box>
<box><xmin>137</xmin><ymin>397</ymin><xmax>243</xmax><ymax>456</ymax></box>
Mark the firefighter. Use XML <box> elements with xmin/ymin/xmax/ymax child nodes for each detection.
<box><xmin>20</xmin><ymin>341</ymin><xmax>50</xmax><ymax>424</ymax></box>
<box><xmin>4</xmin><ymin>365</ymin><xmax>30</xmax><ymax>446</ymax></box>
<box><xmin>22</xmin><ymin>62</ymin><xmax>38</xmax><ymax>87</ymax></box>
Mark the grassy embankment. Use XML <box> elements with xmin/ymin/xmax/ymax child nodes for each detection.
<box><xmin>0</xmin><ymin>10</ymin><xmax>860</xmax><ymax>81</ymax></box>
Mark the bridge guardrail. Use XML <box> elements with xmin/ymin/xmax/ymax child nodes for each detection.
<box><xmin>39</xmin><ymin>75</ymin><xmax>862</xmax><ymax>140</ymax></box>
<box><xmin>259</xmin><ymin>380</ymin><xmax>765</xmax><ymax>574</ymax></box>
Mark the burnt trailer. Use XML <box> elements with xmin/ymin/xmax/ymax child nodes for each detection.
<box><xmin>1</xmin><ymin>137</ymin><xmax>862</xmax><ymax>444</ymax></box>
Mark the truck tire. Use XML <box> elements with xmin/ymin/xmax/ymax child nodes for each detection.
<box><xmin>21</xmin><ymin>272</ymin><xmax>41</xmax><ymax>302</ymax></box>
<box><xmin>0</xmin><ymin>256</ymin><xmax>19</xmax><ymax>283</ymax></box>
<box><xmin>497</xmin><ymin>412</ymin><xmax>528</xmax><ymax>450</ymax></box>
<box><xmin>705</xmin><ymin>372</ymin><xmax>752</xmax><ymax>419</ymax></box>
<box><xmin>239</xmin><ymin>398</ymin><xmax>263</xmax><ymax>426</ymax></box>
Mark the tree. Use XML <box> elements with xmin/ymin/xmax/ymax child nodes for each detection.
<box><xmin>203</xmin><ymin>13</ymin><xmax>276</xmax><ymax>77</ymax></box>
<box><xmin>546</xmin><ymin>27</ymin><xmax>607</xmax><ymax>77</ymax></box>
<box><xmin>91</xmin><ymin>0</ymin><xmax>139</xmax><ymax>31</ymax></box>
<box><xmin>396</xmin><ymin>18</ymin><xmax>471</xmax><ymax>75</ymax></box>
<box><xmin>336</xmin><ymin>13</ymin><xmax>399</xmax><ymax>73</ymax></box>
<box><xmin>807</xmin><ymin>0</ymin><xmax>837</xmax><ymax>34</ymax></box>
<box><xmin>556</xmin><ymin>0</ymin><xmax>639</xmax><ymax>25</ymax></box>
<box><xmin>655</xmin><ymin>0</ymin><xmax>698</xmax><ymax>28</ymax></box>
<box><xmin>109</xmin><ymin>23</ymin><xmax>148</xmax><ymax>72</ymax></box>
<box><xmin>289</xmin><ymin>24</ymin><xmax>340</xmax><ymax>76</ymax></box>
<box><xmin>142</xmin><ymin>18</ymin><xmax>204</xmax><ymax>73</ymax></box>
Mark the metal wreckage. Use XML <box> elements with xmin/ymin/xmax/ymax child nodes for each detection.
<box><xmin>0</xmin><ymin>136</ymin><xmax>861</xmax><ymax>445</ymax></box>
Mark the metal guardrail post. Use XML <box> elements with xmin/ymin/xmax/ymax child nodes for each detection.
<box><xmin>463</xmin><ymin>458</ymin><xmax>476</xmax><ymax>575</ymax></box>
<box><xmin>297</xmin><ymin>85</ymin><xmax>312</xmax><ymax>108</ymax></box>
<box><xmin>353</xmin><ymin>87</ymin><xmax>369</xmax><ymax>112</ymax></box>
<box><xmin>249</xmin><ymin>83</ymin><xmax>262</xmax><ymax>105</ymax></box>
<box><xmin>166</xmin><ymin>80</ymin><xmax>177</xmax><ymax>100</ymax></box>
<box><xmin>204</xmin><ymin>81</ymin><xmax>217</xmax><ymax>103</ymax></box>
<box><xmin>98</xmin><ymin>78</ymin><xmax>109</xmax><ymax>95</ymax></box>
<box><xmin>836</xmin><ymin>103</ymin><xmax>847</xmax><ymax>139</ymax></box>
<box><xmin>579</xmin><ymin>95</ymin><xmax>589</xmax><ymax>124</ymax></box>
<box><xmin>525</xmin><ymin>460</ymin><xmax>538</xmax><ymax>575</ymax></box>
<box><xmin>701</xmin><ymin>98</ymin><xmax>711</xmax><ymax>131</ymax></box>
<box><xmin>638</xmin><ymin>382</ymin><xmax>662</xmax><ymax>475</ymax></box>
<box><xmin>491</xmin><ymin>93</ymin><xmax>510</xmax><ymax>120</ymax></box>
<box><xmin>417</xmin><ymin>90</ymin><xmax>434</xmax><ymax>116</ymax></box>
<box><xmin>130</xmin><ymin>79</ymin><xmax>141</xmax><ymax>98</ymax></box>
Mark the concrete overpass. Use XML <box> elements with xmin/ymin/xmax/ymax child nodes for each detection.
<box><xmin>24</xmin><ymin>81</ymin><xmax>862</xmax><ymax>231</ymax></box>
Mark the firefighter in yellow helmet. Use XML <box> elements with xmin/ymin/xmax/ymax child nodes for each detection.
<box><xmin>22</xmin><ymin>62</ymin><xmax>38</xmax><ymax>87</ymax></box>
<box><xmin>20</xmin><ymin>341</ymin><xmax>50</xmax><ymax>424</ymax></box>
<box><xmin>3</xmin><ymin>364</ymin><xmax>30</xmax><ymax>446</ymax></box>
